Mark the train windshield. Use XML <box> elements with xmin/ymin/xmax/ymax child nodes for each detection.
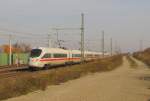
<box><xmin>30</xmin><ymin>49</ymin><xmax>42</xmax><ymax>58</ymax></box>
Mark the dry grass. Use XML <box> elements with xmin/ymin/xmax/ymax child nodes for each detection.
<box><xmin>133</xmin><ymin>48</ymin><xmax>150</xmax><ymax>66</ymax></box>
<box><xmin>0</xmin><ymin>55</ymin><xmax>123</xmax><ymax>100</ymax></box>
<box><xmin>126</xmin><ymin>55</ymin><xmax>138</xmax><ymax>68</ymax></box>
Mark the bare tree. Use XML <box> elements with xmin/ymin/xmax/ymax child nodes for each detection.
<box><xmin>13</xmin><ymin>42</ymin><xmax>31</xmax><ymax>53</ymax></box>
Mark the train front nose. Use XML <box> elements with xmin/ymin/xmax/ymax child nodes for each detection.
<box><xmin>29</xmin><ymin>58</ymin><xmax>39</xmax><ymax>67</ymax></box>
<box><xmin>29</xmin><ymin>58</ymin><xmax>44</xmax><ymax>68</ymax></box>
<box><xmin>29</xmin><ymin>48</ymin><xmax>43</xmax><ymax>68</ymax></box>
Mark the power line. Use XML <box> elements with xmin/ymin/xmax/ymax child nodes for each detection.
<box><xmin>50</xmin><ymin>13</ymin><xmax>85</xmax><ymax>62</ymax></box>
<box><xmin>0</xmin><ymin>28</ymin><xmax>44</xmax><ymax>36</ymax></box>
<box><xmin>12</xmin><ymin>35</ymin><xmax>47</xmax><ymax>39</ymax></box>
<box><xmin>0</xmin><ymin>32</ymin><xmax>47</xmax><ymax>39</ymax></box>
<box><xmin>52</xmin><ymin>28</ymin><xmax>80</xmax><ymax>31</ymax></box>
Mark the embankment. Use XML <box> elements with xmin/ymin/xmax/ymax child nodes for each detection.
<box><xmin>0</xmin><ymin>55</ymin><xmax>123</xmax><ymax>100</ymax></box>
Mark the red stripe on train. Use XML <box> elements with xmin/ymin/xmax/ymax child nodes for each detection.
<box><xmin>39</xmin><ymin>58</ymin><xmax>80</xmax><ymax>62</ymax></box>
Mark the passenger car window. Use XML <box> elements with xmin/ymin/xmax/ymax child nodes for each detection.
<box><xmin>72</xmin><ymin>54</ymin><xmax>81</xmax><ymax>57</ymax></box>
<box><xmin>42</xmin><ymin>53</ymin><xmax>51</xmax><ymax>58</ymax></box>
<box><xmin>53</xmin><ymin>54</ymin><xmax>67</xmax><ymax>58</ymax></box>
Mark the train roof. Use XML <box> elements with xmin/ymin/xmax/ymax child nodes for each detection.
<box><xmin>32</xmin><ymin>47</ymin><xmax>107</xmax><ymax>55</ymax></box>
<box><xmin>33</xmin><ymin>47</ymin><xmax>69</xmax><ymax>53</ymax></box>
<box><xmin>70</xmin><ymin>50</ymin><xmax>81</xmax><ymax>52</ymax></box>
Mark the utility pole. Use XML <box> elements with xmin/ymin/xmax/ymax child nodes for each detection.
<box><xmin>81</xmin><ymin>13</ymin><xmax>85</xmax><ymax>62</ymax></box>
<box><xmin>102</xmin><ymin>30</ymin><xmax>105</xmax><ymax>58</ymax></box>
<box><xmin>110</xmin><ymin>38</ymin><xmax>113</xmax><ymax>56</ymax></box>
<box><xmin>114</xmin><ymin>40</ymin><xmax>118</xmax><ymax>54</ymax></box>
<box><xmin>9</xmin><ymin>34</ymin><xmax>12</xmax><ymax>65</ymax></box>
<box><xmin>51</xmin><ymin>13</ymin><xmax>85</xmax><ymax>61</ymax></box>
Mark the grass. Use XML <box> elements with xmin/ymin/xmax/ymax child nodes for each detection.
<box><xmin>0</xmin><ymin>55</ymin><xmax>123</xmax><ymax>100</ymax></box>
<box><xmin>126</xmin><ymin>55</ymin><xmax>138</xmax><ymax>68</ymax></box>
<box><xmin>133</xmin><ymin>48</ymin><xmax>150</xmax><ymax>67</ymax></box>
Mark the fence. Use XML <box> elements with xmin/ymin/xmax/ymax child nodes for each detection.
<box><xmin>0</xmin><ymin>53</ymin><xmax>29</xmax><ymax>66</ymax></box>
<box><xmin>0</xmin><ymin>53</ymin><xmax>9</xmax><ymax>66</ymax></box>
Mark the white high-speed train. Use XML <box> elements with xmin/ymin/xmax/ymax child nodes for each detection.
<box><xmin>29</xmin><ymin>47</ymin><xmax>108</xmax><ymax>69</ymax></box>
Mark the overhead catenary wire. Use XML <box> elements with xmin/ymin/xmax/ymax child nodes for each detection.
<box><xmin>0</xmin><ymin>34</ymin><xmax>48</xmax><ymax>48</ymax></box>
<box><xmin>0</xmin><ymin>14</ymin><xmax>107</xmax><ymax>53</ymax></box>
<box><xmin>0</xmin><ymin>28</ymin><xmax>44</xmax><ymax>36</ymax></box>
<box><xmin>0</xmin><ymin>31</ymin><xmax>47</xmax><ymax>39</ymax></box>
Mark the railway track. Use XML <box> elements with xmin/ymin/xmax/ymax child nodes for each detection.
<box><xmin>0</xmin><ymin>66</ymin><xmax>28</xmax><ymax>73</ymax></box>
<box><xmin>0</xmin><ymin>66</ymin><xmax>30</xmax><ymax>79</ymax></box>
<box><xmin>0</xmin><ymin>62</ymin><xmax>88</xmax><ymax>79</ymax></box>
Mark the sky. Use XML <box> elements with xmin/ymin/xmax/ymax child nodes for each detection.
<box><xmin>0</xmin><ymin>0</ymin><xmax>150</xmax><ymax>52</ymax></box>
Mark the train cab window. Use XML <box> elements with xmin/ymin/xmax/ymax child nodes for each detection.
<box><xmin>42</xmin><ymin>53</ymin><xmax>51</xmax><ymax>58</ymax></box>
<box><xmin>72</xmin><ymin>54</ymin><xmax>81</xmax><ymax>57</ymax></box>
<box><xmin>30</xmin><ymin>49</ymin><xmax>42</xmax><ymax>58</ymax></box>
<box><xmin>53</xmin><ymin>54</ymin><xmax>67</xmax><ymax>58</ymax></box>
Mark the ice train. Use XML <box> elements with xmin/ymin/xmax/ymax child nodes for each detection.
<box><xmin>29</xmin><ymin>47</ymin><xmax>109</xmax><ymax>69</ymax></box>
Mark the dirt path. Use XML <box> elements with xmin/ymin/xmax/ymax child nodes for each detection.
<box><xmin>5</xmin><ymin>57</ymin><xmax>150</xmax><ymax>101</ymax></box>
